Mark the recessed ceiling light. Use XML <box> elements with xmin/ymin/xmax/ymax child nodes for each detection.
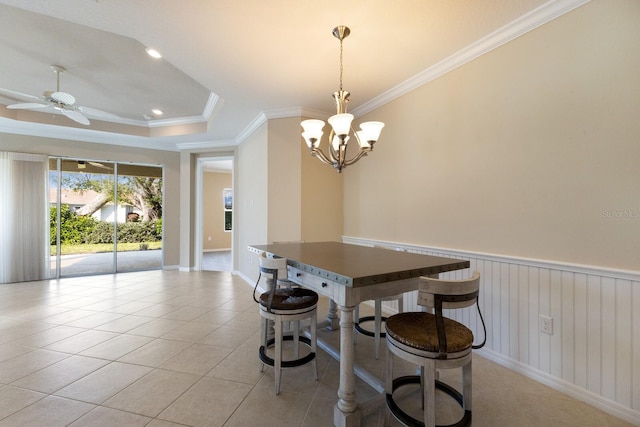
<box><xmin>145</xmin><ymin>47</ymin><xmax>162</xmax><ymax>59</ymax></box>
<box><xmin>151</xmin><ymin>109</ymin><xmax>164</xmax><ymax>116</ymax></box>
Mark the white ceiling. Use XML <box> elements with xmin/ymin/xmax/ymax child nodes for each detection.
<box><xmin>0</xmin><ymin>0</ymin><xmax>587</xmax><ymax>151</ymax></box>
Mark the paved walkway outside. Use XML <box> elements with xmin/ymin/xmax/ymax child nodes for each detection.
<box><xmin>52</xmin><ymin>249</ymin><xmax>162</xmax><ymax>276</ymax></box>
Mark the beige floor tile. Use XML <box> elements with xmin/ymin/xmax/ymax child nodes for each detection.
<box><xmin>0</xmin><ymin>342</ymin><xmax>34</xmax><ymax>364</ymax></box>
<box><xmin>160</xmin><ymin>343</ymin><xmax>232</xmax><ymax>375</ymax></box>
<box><xmin>158</xmin><ymin>377</ymin><xmax>252</xmax><ymax>426</ymax></box>
<box><xmin>11</xmin><ymin>325</ymin><xmax>86</xmax><ymax>348</ymax></box>
<box><xmin>104</xmin><ymin>368</ymin><xmax>200</xmax><ymax>417</ymax></box>
<box><xmin>38</xmin><ymin>309</ymin><xmax>97</xmax><ymax>325</ymax></box>
<box><xmin>54</xmin><ymin>361</ymin><xmax>153</xmax><ymax>404</ymax></box>
<box><xmin>199</xmin><ymin>324</ymin><xmax>258</xmax><ymax>349</ymax></box>
<box><xmin>160</xmin><ymin>321</ymin><xmax>221</xmax><ymax>342</ymax></box>
<box><xmin>107</xmin><ymin>300</ymin><xmax>156</xmax><ymax>315</ymax></box>
<box><xmin>0</xmin><ymin>349</ymin><xmax>69</xmax><ymax>384</ymax></box>
<box><xmin>93</xmin><ymin>314</ymin><xmax>154</xmax><ymax>333</ymax></box>
<box><xmin>11</xmin><ymin>355</ymin><xmax>109</xmax><ymax>394</ymax></box>
<box><xmin>0</xmin><ymin>385</ymin><xmax>46</xmax><ymax>420</ymax></box>
<box><xmin>301</xmin><ymin>396</ymin><xmax>336</xmax><ymax>427</ymax></box>
<box><xmin>192</xmin><ymin>309</ymin><xmax>241</xmax><ymax>325</ymax></box>
<box><xmin>63</xmin><ymin>311</ymin><xmax>126</xmax><ymax>329</ymax></box>
<box><xmin>68</xmin><ymin>406</ymin><xmax>152</xmax><ymax>426</ymax></box>
<box><xmin>44</xmin><ymin>329</ymin><xmax>118</xmax><ymax>354</ymax></box>
<box><xmin>79</xmin><ymin>333</ymin><xmax>155</xmax><ymax>360</ymax></box>
<box><xmin>161</xmin><ymin>306</ymin><xmax>211</xmax><ymax>321</ymax></box>
<box><xmin>0</xmin><ymin>395</ymin><xmax>94</xmax><ymax>427</ymax></box>
<box><xmin>117</xmin><ymin>338</ymin><xmax>192</xmax><ymax>367</ymax></box>
<box><xmin>126</xmin><ymin>317</ymin><xmax>186</xmax><ymax>338</ymax></box>
<box><xmin>224</xmin><ymin>386</ymin><xmax>314</xmax><ymax>427</ymax></box>
<box><xmin>207</xmin><ymin>347</ymin><xmax>267</xmax><ymax>385</ymax></box>
<box><xmin>0</xmin><ymin>321</ymin><xmax>56</xmax><ymax>345</ymax></box>
<box><xmin>146</xmin><ymin>418</ymin><xmax>191</xmax><ymax>427</ymax></box>
<box><xmin>132</xmin><ymin>304</ymin><xmax>182</xmax><ymax>318</ymax></box>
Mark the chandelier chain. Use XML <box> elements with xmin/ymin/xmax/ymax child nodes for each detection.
<box><xmin>339</xmin><ymin>37</ymin><xmax>343</xmax><ymax>91</ymax></box>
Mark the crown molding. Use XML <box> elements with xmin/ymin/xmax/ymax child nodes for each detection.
<box><xmin>352</xmin><ymin>0</ymin><xmax>591</xmax><ymax>117</ymax></box>
<box><xmin>175</xmin><ymin>139</ymin><xmax>237</xmax><ymax>151</ymax></box>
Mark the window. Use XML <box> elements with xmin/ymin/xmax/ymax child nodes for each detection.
<box><xmin>223</xmin><ymin>188</ymin><xmax>232</xmax><ymax>231</ymax></box>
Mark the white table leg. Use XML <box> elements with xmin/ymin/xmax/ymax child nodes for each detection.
<box><xmin>334</xmin><ymin>304</ymin><xmax>359</xmax><ymax>426</ymax></box>
<box><xmin>327</xmin><ymin>299</ymin><xmax>340</xmax><ymax>330</ymax></box>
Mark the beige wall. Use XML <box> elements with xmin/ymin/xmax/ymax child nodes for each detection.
<box><xmin>236</xmin><ymin>116</ymin><xmax>343</xmax><ymax>281</ymax></box>
<box><xmin>0</xmin><ymin>133</ymin><xmax>181</xmax><ymax>267</ymax></box>
<box><xmin>202</xmin><ymin>171</ymin><xmax>232</xmax><ymax>250</ymax></box>
<box><xmin>344</xmin><ymin>0</ymin><xmax>640</xmax><ymax>271</ymax></box>
<box><xmin>236</xmin><ymin>122</ymin><xmax>269</xmax><ymax>278</ymax></box>
<box><xmin>267</xmin><ymin>117</ymin><xmax>302</xmax><ymax>242</ymax></box>
<box><xmin>300</xmin><ymin>117</ymin><xmax>343</xmax><ymax>243</ymax></box>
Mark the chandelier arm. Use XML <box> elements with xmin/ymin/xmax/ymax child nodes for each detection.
<box><xmin>343</xmin><ymin>148</ymin><xmax>371</xmax><ymax>167</ymax></box>
<box><xmin>310</xmin><ymin>147</ymin><xmax>337</xmax><ymax>167</ymax></box>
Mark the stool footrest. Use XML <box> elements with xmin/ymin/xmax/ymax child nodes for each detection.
<box><xmin>355</xmin><ymin>315</ymin><xmax>388</xmax><ymax>338</ymax></box>
<box><xmin>386</xmin><ymin>375</ymin><xmax>471</xmax><ymax>427</ymax></box>
<box><xmin>259</xmin><ymin>335</ymin><xmax>316</xmax><ymax>368</ymax></box>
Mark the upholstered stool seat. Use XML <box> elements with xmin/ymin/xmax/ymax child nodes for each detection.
<box><xmin>386</xmin><ymin>312</ymin><xmax>473</xmax><ymax>355</ymax></box>
<box><xmin>385</xmin><ymin>272</ymin><xmax>485</xmax><ymax>427</ymax></box>
<box><xmin>254</xmin><ymin>256</ymin><xmax>319</xmax><ymax>394</ymax></box>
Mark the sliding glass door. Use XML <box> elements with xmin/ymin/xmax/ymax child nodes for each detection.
<box><xmin>49</xmin><ymin>157</ymin><xmax>163</xmax><ymax>278</ymax></box>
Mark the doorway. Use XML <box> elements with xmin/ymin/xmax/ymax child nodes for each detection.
<box><xmin>197</xmin><ymin>157</ymin><xmax>233</xmax><ymax>272</ymax></box>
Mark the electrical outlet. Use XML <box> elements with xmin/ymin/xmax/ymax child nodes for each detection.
<box><xmin>539</xmin><ymin>315</ymin><xmax>553</xmax><ymax>335</ymax></box>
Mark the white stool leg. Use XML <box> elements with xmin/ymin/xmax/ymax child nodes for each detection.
<box><xmin>293</xmin><ymin>320</ymin><xmax>300</xmax><ymax>359</ymax></box>
<box><xmin>384</xmin><ymin>342</ymin><xmax>393</xmax><ymax>426</ymax></box>
<box><xmin>260</xmin><ymin>315</ymin><xmax>267</xmax><ymax>372</ymax></box>
<box><xmin>424</xmin><ymin>360</ymin><xmax>436</xmax><ymax>427</ymax></box>
<box><xmin>275</xmin><ymin>316</ymin><xmax>283</xmax><ymax>394</ymax></box>
<box><xmin>311</xmin><ymin>310</ymin><xmax>318</xmax><ymax>380</ymax></box>
<box><xmin>463</xmin><ymin>360</ymin><xmax>472</xmax><ymax>411</ymax></box>
<box><xmin>374</xmin><ymin>300</ymin><xmax>382</xmax><ymax>359</ymax></box>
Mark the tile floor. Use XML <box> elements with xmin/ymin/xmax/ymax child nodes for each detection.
<box><xmin>0</xmin><ymin>270</ymin><xmax>633</xmax><ymax>426</ymax></box>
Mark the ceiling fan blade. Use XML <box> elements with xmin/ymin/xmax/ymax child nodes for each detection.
<box><xmin>77</xmin><ymin>105</ymin><xmax>120</xmax><ymax>120</ymax></box>
<box><xmin>88</xmin><ymin>161</ymin><xmax>112</xmax><ymax>170</ymax></box>
<box><xmin>6</xmin><ymin>102</ymin><xmax>51</xmax><ymax>110</ymax></box>
<box><xmin>61</xmin><ymin>109</ymin><xmax>90</xmax><ymax>125</ymax></box>
<box><xmin>0</xmin><ymin>87</ymin><xmax>43</xmax><ymax>102</ymax></box>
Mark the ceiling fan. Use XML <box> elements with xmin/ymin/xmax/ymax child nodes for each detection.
<box><xmin>77</xmin><ymin>160</ymin><xmax>112</xmax><ymax>170</ymax></box>
<box><xmin>0</xmin><ymin>65</ymin><xmax>119</xmax><ymax>125</ymax></box>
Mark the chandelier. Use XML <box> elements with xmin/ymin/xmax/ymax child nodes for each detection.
<box><xmin>301</xmin><ymin>26</ymin><xmax>384</xmax><ymax>173</ymax></box>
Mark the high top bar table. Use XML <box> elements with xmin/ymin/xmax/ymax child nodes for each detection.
<box><xmin>248</xmin><ymin>242</ymin><xmax>469</xmax><ymax>427</ymax></box>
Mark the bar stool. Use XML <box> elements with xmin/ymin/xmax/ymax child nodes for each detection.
<box><xmin>385</xmin><ymin>271</ymin><xmax>485</xmax><ymax>427</ymax></box>
<box><xmin>253</xmin><ymin>255</ymin><xmax>319</xmax><ymax>394</ymax></box>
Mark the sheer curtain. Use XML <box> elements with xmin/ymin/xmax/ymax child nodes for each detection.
<box><xmin>0</xmin><ymin>151</ymin><xmax>49</xmax><ymax>283</ymax></box>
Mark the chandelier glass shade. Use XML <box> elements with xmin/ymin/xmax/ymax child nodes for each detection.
<box><xmin>301</xmin><ymin>26</ymin><xmax>384</xmax><ymax>173</ymax></box>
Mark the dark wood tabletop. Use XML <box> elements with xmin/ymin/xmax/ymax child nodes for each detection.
<box><xmin>249</xmin><ymin>241</ymin><xmax>469</xmax><ymax>287</ymax></box>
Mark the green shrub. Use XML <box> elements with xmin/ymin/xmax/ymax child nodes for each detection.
<box><xmin>50</xmin><ymin>205</ymin><xmax>97</xmax><ymax>245</ymax></box>
<box><xmin>51</xmin><ymin>206</ymin><xmax>162</xmax><ymax>245</ymax></box>
<box><xmin>84</xmin><ymin>220</ymin><xmax>162</xmax><ymax>244</ymax></box>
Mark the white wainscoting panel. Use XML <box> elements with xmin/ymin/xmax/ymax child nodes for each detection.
<box><xmin>342</xmin><ymin>236</ymin><xmax>640</xmax><ymax>425</ymax></box>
